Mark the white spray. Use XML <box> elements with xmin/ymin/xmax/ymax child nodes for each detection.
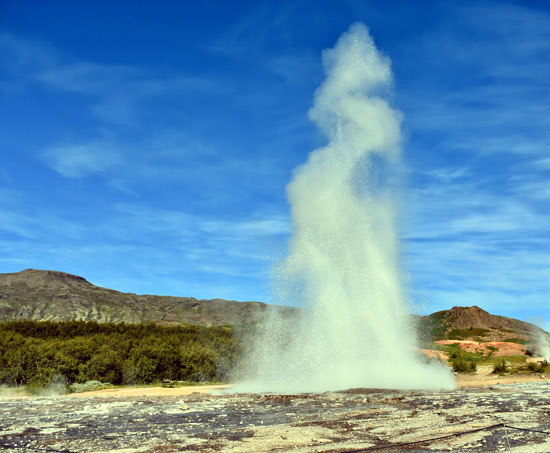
<box><xmin>535</xmin><ymin>326</ymin><xmax>550</xmax><ymax>361</ymax></box>
<box><xmin>239</xmin><ymin>23</ymin><xmax>455</xmax><ymax>392</ymax></box>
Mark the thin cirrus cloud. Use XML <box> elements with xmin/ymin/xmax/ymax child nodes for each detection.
<box><xmin>35</xmin><ymin>61</ymin><xmax>139</xmax><ymax>94</ymax></box>
<box><xmin>400</xmin><ymin>3</ymin><xmax>550</xmax><ymax>159</ymax></box>
<box><xmin>0</xmin><ymin>202</ymin><xmax>89</xmax><ymax>243</ymax></box>
<box><xmin>531</xmin><ymin>157</ymin><xmax>550</xmax><ymax>171</ymax></box>
<box><xmin>35</xmin><ymin>63</ymin><xmax>227</xmax><ymax>127</ymax></box>
<box><xmin>0</xmin><ymin>33</ymin><xmax>56</xmax><ymax>78</ymax></box>
<box><xmin>108</xmin><ymin>203</ymin><xmax>290</xmax><ymax>246</ymax></box>
<box><xmin>42</xmin><ymin>143</ymin><xmax>122</xmax><ymax>178</ymax></box>
<box><xmin>1</xmin><ymin>33</ymin><xmax>228</xmax><ymax>126</ymax></box>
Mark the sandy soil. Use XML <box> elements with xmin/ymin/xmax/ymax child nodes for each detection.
<box><xmin>2</xmin><ymin>367</ymin><xmax>547</xmax><ymax>402</ymax></box>
<box><xmin>65</xmin><ymin>384</ymin><xmax>231</xmax><ymax>398</ymax></box>
<box><xmin>455</xmin><ymin>365</ymin><xmax>548</xmax><ymax>388</ymax></box>
<box><xmin>0</xmin><ymin>384</ymin><xmax>232</xmax><ymax>400</ymax></box>
<box><xmin>3</xmin><ymin>372</ymin><xmax>546</xmax><ymax>401</ymax></box>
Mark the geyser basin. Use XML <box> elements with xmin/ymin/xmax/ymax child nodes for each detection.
<box><xmin>239</xmin><ymin>23</ymin><xmax>455</xmax><ymax>393</ymax></box>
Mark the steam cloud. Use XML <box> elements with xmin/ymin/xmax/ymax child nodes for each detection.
<box><xmin>239</xmin><ymin>23</ymin><xmax>455</xmax><ymax>392</ymax></box>
<box><xmin>535</xmin><ymin>326</ymin><xmax>550</xmax><ymax>361</ymax></box>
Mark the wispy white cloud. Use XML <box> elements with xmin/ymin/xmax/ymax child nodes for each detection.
<box><xmin>264</xmin><ymin>53</ymin><xmax>320</xmax><ymax>86</ymax></box>
<box><xmin>1</xmin><ymin>33</ymin><xmax>228</xmax><ymax>126</ymax></box>
<box><xmin>0</xmin><ymin>208</ymin><xmax>36</xmax><ymax>239</ymax></box>
<box><xmin>509</xmin><ymin>177</ymin><xmax>550</xmax><ymax>201</ymax></box>
<box><xmin>43</xmin><ymin>143</ymin><xmax>122</xmax><ymax>178</ymax></box>
<box><xmin>0</xmin><ymin>197</ymin><xmax>89</xmax><ymax>241</ymax></box>
<box><xmin>89</xmin><ymin>76</ymin><xmax>225</xmax><ymax>125</ymax></box>
<box><xmin>531</xmin><ymin>157</ymin><xmax>550</xmax><ymax>171</ymax></box>
<box><xmin>0</xmin><ymin>34</ymin><xmax>56</xmax><ymax>77</ymax></box>
<box><xmin>414</xmin><ymin>167</ymin><xmax>470</xmax><ymax>183</ymax></box>
<box><xmin>109</xmin><ymin>203</ymin><xmax>289</xmax><ymax>246</ymax></box>
<box><xmin>35</xmin><ymin>62</ymin><xmax>139</xmax><ymax>93</ymax></box>
<box><xmin>201</xmin><ymin>217</ymin><xmax>290</xmax><ymax>236</ymax></box>
<box><xmin>205</xmin><ymin>1</ymin><xmax>292</xmax><ymax>58</ymax></box>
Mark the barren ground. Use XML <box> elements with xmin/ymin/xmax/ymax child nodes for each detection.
<box><xmin>2</xmin><ymin>374</ymin><xmax>550</xmax><ymax>453</ymax></box>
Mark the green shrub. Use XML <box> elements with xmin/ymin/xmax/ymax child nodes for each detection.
<box><xmin>492</xmin><ymin>359</ymin><xmax>508</xmax><ymax>374</ymax></box>
<box><xmin>448</xmin><ymin>328</ymin><xmax>490</xmax><ymax>340</ymax></box>
<box><xmin>503</xmin><ymin>338</ymin><xmax>529</xmax><ymax>345</ymax></box>
<box><xmin>449</xmin><ymin>351</ymin><xmax>461</xmax><ymax>360</ymax></box>
<box><xmin>69</xmin><ymin>380</ymin><xmax>113</xmax><ymax>393</ymax></box>
<box><xmin>452</xmin><ymin>358</ymin><xmax>477</xmax><ymax>373</ymax></box>
<box><xmin>527</xmin><ymin>360</ymin><xmax>549</xmax><ymax>373</ymax></box>
<box><xmin>0</xmin><ymin>320</ymin><xmax>241</xmax><ymax>388</ymax></box>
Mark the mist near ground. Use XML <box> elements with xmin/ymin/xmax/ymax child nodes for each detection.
<box><xmin>535</xmin><ymin>328</ymin><xmax>550</xmax><ymax>361</ymax></box>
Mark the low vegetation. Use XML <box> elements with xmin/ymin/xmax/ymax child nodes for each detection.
<box><xmin>526</xmin><ymin>360</ymin><xmax>549</xmax><ymax>373</ymax></box>
<box><xmin>492</xmin><ymin>359</ymin><xmax>508</xmax><ymax>374</ymax></box>
<box><xmin>451</xmin><ymin>357</ymin><xmax>477</xmax><ymax>373</ymax></box>
<box><xmin>503</xmin><ymin>338</ymin><xmax>529</xmax><ymax>345</ymax></box>
<box><xmin>439</xmin><ymin>343</ymin><xmax>481</xmax><ymax>362</ymax></box>
<box><xmin>433</xmin><ymin>341</ymin><xmax>548</xmax><ymax>374</ymax></box>
<box><xmin>0</xmin><ymin>320</ymin><xmax>241</xmax><ymax>390</ymax></box>
<box><xmin>447</xmin><ymin>328</ymin><xmax>491</xmax><ymax>340</ymax></box>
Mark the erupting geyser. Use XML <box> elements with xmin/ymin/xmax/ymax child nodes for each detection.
<box><xmin>239</xmin><ymin>23</ymin><xmax>455</xmax><ymax>392</ymax></box>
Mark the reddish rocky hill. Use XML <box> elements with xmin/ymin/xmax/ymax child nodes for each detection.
<box><xmin>417</xmin><ymin>305</ymin><xmax>548</xmax><ymax>344</ymax></box>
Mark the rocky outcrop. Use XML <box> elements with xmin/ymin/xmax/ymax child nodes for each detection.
<box><xmin>445</xmin><ymin>305</ymin><xmax>533</xmax><ymax>334</ymax></box>
<box><xmin>421</xmin><ymin>305</ymin><xmax>548</xmax><ymax>342</ymax></box>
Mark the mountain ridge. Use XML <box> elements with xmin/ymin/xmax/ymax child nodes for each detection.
<box><xmin>0</xmin><ymin>269</ymin><xmax>293</xmax><ymax>326</ymax></box>
<box><xmin>0</xmin><ymin>270</ymin><xmax>548</xmax><ymax>344</ymax></box>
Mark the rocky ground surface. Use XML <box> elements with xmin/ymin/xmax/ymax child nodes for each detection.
<box><xmin>1</xmin><ymin>383</ymin><xmax>550</xmax><ymax>452</ymax></box>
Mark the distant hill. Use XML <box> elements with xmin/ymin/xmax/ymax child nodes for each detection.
<box><xmin>0</xmin><ymin>270</ymin><xmax>547</xmax><ymax>345</ymax></box>
<box><xmin>0</xmin><ymin>269</ymin><xmax>295</xmax><ymax>326</ymax></box>
<box><xmin>416</xmin><ymin>305</ymin><xmax>548</xmax><ymax>344</ymax></box>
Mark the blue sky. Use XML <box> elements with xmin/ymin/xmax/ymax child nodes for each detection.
<box><xmin>1</xmin><ymin>0</ymin><xmax>549</xmax><ymax>323</ymax></box>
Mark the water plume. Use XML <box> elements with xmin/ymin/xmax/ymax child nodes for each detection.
<box><xmin>239</xmin><ymin>23</ymin><xmax>454</xmax><ymax>392</ymax></box>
